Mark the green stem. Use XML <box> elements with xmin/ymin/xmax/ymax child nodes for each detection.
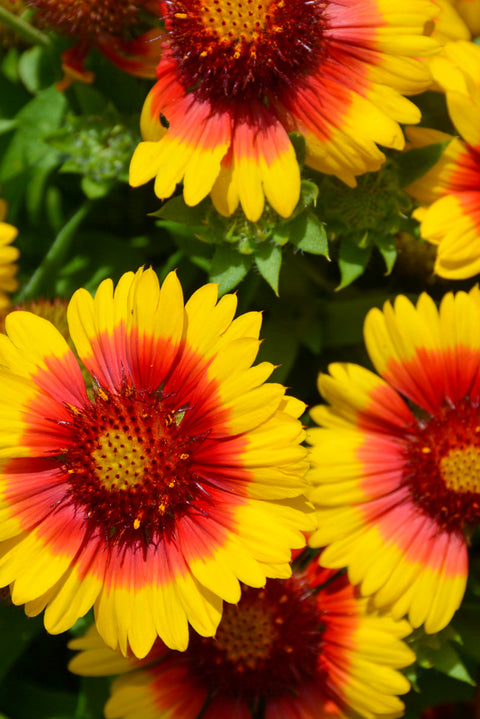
<box><xmin>19</xmin><ymin>200</ymin><xmax>93</xmax><ymax>302</ymax></box>
<box><xmin>0</xmin><ymin>6</ymin><xmax>51</xmax><ymax>47</ymax></box>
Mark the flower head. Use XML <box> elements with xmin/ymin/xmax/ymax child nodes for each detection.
<box><xmin>431</xmin><ymin>0</ymin><xmax>479</xmax><ymax>42</ymax></box>
<box><xmin>130</xmin><ymin>0</ymin><xmax>437</xmax><ymax>222</ymax></box>
<box><xmin>0</xmin><ymin>199</ymin><xmax>19</xmax><ymax>311</ymax></box>
<box><xmin>308</xmin><ymin>288</ymin><xmax>480</xmax><ymax>634</ymax></box>
<box><xmin>69</xmin><ymin>559</ymin><xmax>414</xmax><ymax>719</ymax></box>
<box><xmin>0</xmin><ymin>267</ymin><xmax>312</xmax><ymax>658</ymax></box>
<box><xmin>26</xmin><ymin>0</ymin><xmax>164</xmax><ymax>86</ymax></box>
<box><xmin>406</xmin><ymin>41</ymin><xmax>480</xmax><ymax>279</ymax></box>
<box><xmin>454</xmin><ymin>0</ymin><xmax>480</xmax><ymax>36</ymax></box>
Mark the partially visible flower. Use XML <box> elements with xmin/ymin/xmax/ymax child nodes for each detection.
<box><xmin>2</xmin><ymin>297</ymin><xmax>68</xmax><ymax>337</ymax></box>
<box><xmin>130</xmin><ymin>0</ymin><xmax>437</xmax><ymax>222</ymax></box>
<box><xmin>405</xmin><ymin>42</ymin><xmax>480</xmax><ymax>278</ymax></box>
<box><xmin>25</xmin><ymin>0</ymin><xmax>164</xmax><ymax>87</ymax></box>
<box><xmin>308</xmin><ymin>289</ymin><xmax>480</xmax><ymax>634</ymax></box>
<box><xmin>0</xmin><ymin>267</ymin><xmax>312</xmax><ymax>658</ymax></box>
<box><xmin>69</xmin><ymin>560</ymin><xmax>414</xmax><ymax>719</ymax></box>
<box><xmin>454</xmin><ymin>0</ymin><xmax>480</xmax><ymax>36</ymax></box>
<box><xmin>431</xmin><ymin>0</ymin><xmax>478</xmax><ymax>43</ymax></box>
<box><xmin>0</xmin><ymin>199</ymin><xmax>19</xmax><ymax>311</ymax></box>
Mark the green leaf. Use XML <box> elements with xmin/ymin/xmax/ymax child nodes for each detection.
<box><xmin>396</xmin><ymin>141</ymin><xmax>450</xmax><ymax>188</ymax></box>
<box><xmin>210</xmin><ymin>245</ymin><xmax>253</xmax><ymax>294</ymax></box>
<box><xmin>0</xmin><ymin>85</ymin><xmax>66</xmax><ymax>183</ymax></box>
<box><xmin>271</xmin><ymin>223</ymin><xmax>291</xmax><ymax>246</ymax></box>
<box><xmin>153</xmin><ymin>196</ymin><xmax>209</xmax><ymax>228</ymax></box>
<box><xmin>299</xmin><ymin>179</ymin><xmax>319</xmax><ymax>206</ymax></box>
<box><xmin>255</xmin><ymin>243</ymin><xmax>282</xmax><ymax>295</ymax></box>
<box><xmin>337</xmin><ymin>237</ymin><xmax>372</xmax><ymax>289</ymax></box>
<box><xmin>17</xmin><ymin>45</ymin><xmax>56</xmax><ymax>94</ymax></box>
<box><xmin>411</xmin><ymin>625</ymin><xmax>476</xmax><ymax>687</ymax></box>
<box><xmin>0</xmin><ymin>119</ymin><xmax>16</xmax><ymax>136</ymax></box>
<box><xmin>81</xmin><ymin>176</ymin><xmax>114</xmax><ymax>199</ymax></box>
<box><xmin>375</xmin><ymin>234</ymin><xmax>397</xmax><ymax>274</ymax></box>
<box><xmin>416</xmin><ymin>642</ymin><xmax>475</xmax><ymax>685</ymax></box>
<box><xmin>289</xmin><ymin>211</ymin><xmax>329</xmax><ymax>256</ymax></box>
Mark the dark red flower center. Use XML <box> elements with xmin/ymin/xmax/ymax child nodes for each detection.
<box><xmin>62</xmin><ymin>386</ymin><xmax>207</xmax><ymax>546</ymax></box>
<box><xmin>403</xmin><ymin>399</ymin><xmax>480</xmax><ymax>531</ymax></box>
<box><xmin>188</xmin><ymin>576</ymin><xmax>323</xmax><ymax>704</ymax></box>
<box><xmin>28</xmin><ymin>0</ymin><xmax>144</xmax><ymax>38</ymax></box>
<box><xmin>163</xmin><ymin>0</ymin><xmax>325</xmax><ymax>100</ymax></box>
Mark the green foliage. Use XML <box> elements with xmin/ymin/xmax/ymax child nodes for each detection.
<box><xmin>396</xmin><ymin>141</ymin><xmax>451</xmax><ymax>188</ymax></box>
<box><xmin>154</xmin><ymin>179</ymin><xmax>329</xmax><ymax>293</ymax></box>
<box><xmin>47</xmin><ymin>108</ymin><xmax>140</xmax><ymax>199</ymax></box>
<box><xmin>313</xmin><ymin>161</ymin><xmax>414</xmax><ymax>288</ymax></box>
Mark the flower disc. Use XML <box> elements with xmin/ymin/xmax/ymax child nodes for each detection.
<box><xmin>308</xmin><ymin>289</ymin><xmax>480</xmax><ymax>633</ymax></box>
<box><xmin>0</xmin><ymin>267</ymin><xmax>312</xmax><ymax>657</ymax></box>
<box><xmin>69</xmin><ymin>561</ymin><xmax>415</xmax><ymax>719</ymax></box>
<box><xmin>130</xmin><ymin>0</ymin><xmax>437</xmax><ymax>221</ymax></box>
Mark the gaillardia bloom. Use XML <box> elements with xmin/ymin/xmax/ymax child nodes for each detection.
<box><xmin>453</xmin><ymin>0</ymin><xmax>480</xmax><ymax>35</ymax></box>
<box><xmin>431</xmin><ymin>0</ymin><xmax>480</xmax><ymax>42</ymax></box>
<box><xmin>69</xmin><ymin>560</ymin><xmax>414</xmax><ymax>719</ymax></box>
<box><xmin>406</xmin><ymin>41</ymin><xmax>480</xmax><ymax>278</ymax></box>
<box><xmin>130</xmin><ymin>0</ymin><xmax>437</xmax><ymax>222</ymax></box>
<box><xmin>26</xmin><ymin>0</ymin><xmax>163</xmax><ymax>86</ymax></box>
<box><xmin>308</xmin><ymin>289</ymin><xmax>480</xmax><ymax>634</ymax></box>
<box><xmin>0</xmin><ymin>199</ymin><xmax>19</xmax><ymax>311</ymax></box>
<box><xmin>0</xmin><ymin>267</ymin><xmax>312</xmax><ymax>658</ymax></box>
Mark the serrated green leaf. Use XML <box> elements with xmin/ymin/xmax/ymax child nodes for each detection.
<box><xmin>153</xmin><ymin>196</ymin><xmax>209</xmax><ymax>227</ymax></box>
<box><xmin>289</xmin><ymin>211</ymin><xmax>329</xmax><ymax>256</ymax></box>
<box><xmin>255</xmin><ymin>243</ymin><xmax>282</xmax><ymax>295</ymax></box>
<box><xmin>337</xmin><ymin>238</ymin><xmax>372</xmax><ymax>289</ymax></box>
<box><xmin>396</xmin><ymin>141</ymin><xmax>450</xmax><ymax>188</ymax></box>
<box><xmin>210</xmin><ymin>245</ymin><xmax>252</xmax><ymax>294</ymax></box>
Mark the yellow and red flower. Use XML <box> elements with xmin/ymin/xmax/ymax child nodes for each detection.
<box><xmin>406</xmin><ymin>42</ymin><xmax>480</xmax><ymax>279</ymax></box>
<box><xmin>25</xmin><ymin>0</ymin><xmax>164</xmax><ymax>87</ymax></box>
<box><xmin>453</xmin><ymin>0</ymin><xmax>480</xmax><ymax>36</ymax></box>
<box><xmin>130</xmin><ymin>0</ymin><xmax>437</xmax><ymax>222</ymax></box>
<box><xmin>0</xmin><ymin>199</ymin><xmax>19</xmax><ymax>312</ymax></box>
<box><xmin>0</xmin><ymin>267</ymin><xmax>312</xmax><ymax>658</ymax></box>
<box><xmin>308</xmin><ymin>289</ymin><xmax>480</xmax><ymax>634</ymax></box>
<box><xmin>69</xmin><ymin>559</ymin><xmax>414</xmax><ymax>719</ymax></box>
<box><xmin>431</xmin><ymin>0</ymin><xmax>480</xmax><ymax>42</ymax></box>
